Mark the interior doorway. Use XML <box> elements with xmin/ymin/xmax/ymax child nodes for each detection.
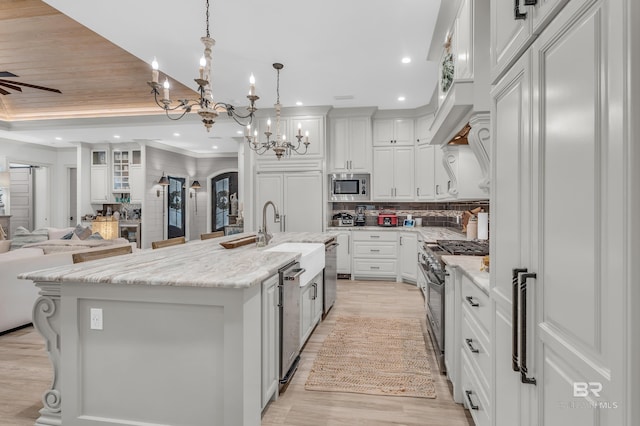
<box><xmin>167</xmin><ymin>176</ymin><xmax>185</xmax><ymax>239</ymax></box>
<box><xmin>211</xmin><ymin>172</ymin><xmax>238</xmax><ymax>233</ymax></box>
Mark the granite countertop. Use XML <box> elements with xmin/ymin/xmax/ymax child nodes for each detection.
<box><xmin>326</xmin><ymin>226</ymin><xmax>466</xmax><ymax>242</ymax></box>
<box><xmin>441</xmin><ymin>255</ymin><xmax>490</xmax><ymax>294</ymax></box>
<box><xmin>19</xmin><ymin>231</ymin><xmax>336</xmax><ymax>289</ymax></box>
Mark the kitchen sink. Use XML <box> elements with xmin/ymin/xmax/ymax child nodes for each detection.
<box><xmin>265</xmin><ymin>243</ymin><xmax>325</xmax><ymax>286</ymax></box>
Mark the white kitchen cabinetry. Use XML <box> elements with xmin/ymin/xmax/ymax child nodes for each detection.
<box><xmin>261</xmin><ymin>274</ymin><xmax>279</xmax><ymax>409</ymax></box>
<box><xmin>433</xmin><ymin>146</ymin><xmax>451</xmax><ymax>200</ymax></box>
<box><xmin>415</xmin><ymin>115</ymin><xmax>433</xmax><ymax>144</ymax></box>
<box><xmin>399</xmin><ymin>232</ymin><xmax>417</xmax><ymax>283</ymax></box>
<box><xmin>372</xmin><ymin>146</ymin><xmax>414</xmax><ymax>201</ymax></box>
<box><xmin>129</xmin><ymin>150</ymin><xmax>144</xmax><ymax>204</ymax></box>
<box><xmin>300</xmin><ymin>271</ymin><xmax>323</xmax><ymax>348</ymax></box>
<box><xmin>328</xmin><ymin>117</ymin><xmax>372</xmax><ymax>172</ymax></box>
<box><xmin>490</xmin><ymin>0</ymin><xmax>569</xmax><ymax>83</ymax></box>
<box><xmin>352</xmin><ymin>230</ymin><xmax>397</xmax><ymax>280</ymax></box>
<box><xmin>112</xmin><ymin>150</ymin><xmax>130</xmax><ymax>191</ymax></box>
<box><xmin>491</xmin><ymin>1</ymin><xmax>626</xmax><ymax>425</ymax></box>
<box><xmin>415</xmin><ymin>144</ymin><xmax>435</xmax><ymax>200</ymax></box>
<box><xmin>255</xmin><ymin>171</ymin><xmax>323</xmax><ymax>233</ymax></box>
<box><xmin>335</xmin><ymin>231</ymin><xmax>351</xmax><ymax>276</ymax></box>
<box><xmin>90</xmin><ymin>150</ymin><xmax>109</xmax><ymax>203</ymax></box>
<box><xmin>373</xmin><ymin>119</ymin><xmax>414</xmax><ymax>146</ymax></box>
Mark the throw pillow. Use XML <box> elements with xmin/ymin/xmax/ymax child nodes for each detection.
<box><xmin>87</xmin><ymin>232</ymin><xmax>104</xmax><ymax>240</ymax></box>
<box><xmin>0</xmin><ymin>240</ymin><xmax>11</xmax><ymax>253</ymax></box>
<box><xmin>49</xmin><ymin>227</ymin><xmax>74</xmax><ymax>239</ymax></box>
<box><xmin>14</xmin><ymin>226</ymin><xmax>31</xmax><ymax>235</ymax></box>
<box><xmin>73</xmin><ymin>224</ymin><xmax>92</xmax><ymax>240</ymax></box>
<box><xmin>61</xmin><ymin>231</ymin><xmax>74</xmax><ymax>240</ymax></box>
<box><xmin>71</xmin><ymin>233</ymin><xmax>81</xmax><ymax>241</ymax></box>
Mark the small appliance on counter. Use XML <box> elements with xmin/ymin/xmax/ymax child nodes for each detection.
<box><xmin>354</xmin><ymin>205</ymin><xmax>367</xmax><ymax>226</ymax></box>
<box><xmin>377</xmin><ymin>212</ymin><xmax>398</xmax><ymax>227</ymax></box>
<box><xmin>332</xmin><ymin>213</ymin><xmax>354</xmax><ymax>227</ymax></box>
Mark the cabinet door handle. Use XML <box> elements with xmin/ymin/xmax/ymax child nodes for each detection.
<box><xmin>465</xmin><ymin>296</ymin><xmax>479</xmax><ymax>307</ymax></box>
<box><xmin>277</xmin><ymin>285</ymin><xmax>283</xmax><ymax>308</ymax></box>
<box><xmin>435</xmin><ymin>184</ymin><xmax>440</xmax><ymax>195</ymax></box>
<box><xmin>347</xmin><ymin>236</ymin><xmax>350</xmax><ymax>254</ymax></box>
<box><xmin>282</xmin><ymin>215</ymin><xmax>286</xmax><ymax>232</ymax></box>
<box><xmin>465</xmin><ymin>338</ymin><xmax>480</xmax><ymax>354</ymax></box>
<box><xmin>511</xmin><ymin>268</ymin><xmax>527</xmax><ymax>372</ymax></box>
<box><xmin>519</xmin><ymin>272</ymin><xmax>537</xmax><ymax>385</ymax></box>
<box><xmin>515</xmin><ymin>0</ymin><xmax>527</xmax><ymax>20</ymax></box>
<box><xmin>417</xmin><ymin>187</ymin><xmax>420</xmax><ymax>196</ymax></box>
<box><xmin>370</xmin><ymin>235</ymin><xmax>380</xmax><ymax>239</ymax></box>
<box><xmin>465</xmin><ymin>390</ymin><xmax>479</xmax><ymax>410</ymax></box>
<box><xmin>400</xmin><ymin>236</ymin><xmax>403</xmax><ymax>245</ymax></box>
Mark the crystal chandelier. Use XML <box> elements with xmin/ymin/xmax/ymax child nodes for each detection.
<box><xmin>244</xmin><ymin>63</ymin><xmax>310</xmax><ymax>160</ymax></box>
<box><xmin>146</xmin><ymin>0</ymin><xmax>259</xmax><ymax>132</ymax></box>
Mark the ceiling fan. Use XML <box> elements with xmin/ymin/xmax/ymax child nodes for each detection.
<box><xmin>0</xmin><ymin>71</ymin><xmax>62</xmax><ymax>95</ymax></box>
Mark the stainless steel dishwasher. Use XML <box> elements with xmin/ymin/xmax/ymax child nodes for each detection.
<box><xmin>323</xmin><ymin>238</ymin><xmax>338</xmax><ymax>317</ymax></box>
<box><xmin>278</xmin><ymin>261</ymin><xmax>305</xmax><ymax>387</ymax></box>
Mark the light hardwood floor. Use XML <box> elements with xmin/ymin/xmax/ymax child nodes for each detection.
<box><xmin>0</xmin><ymin>280</ymin><xmax>472</xmax><ymax>426</ymax></box>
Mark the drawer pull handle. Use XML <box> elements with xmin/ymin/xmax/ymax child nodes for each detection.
<box><xmin>370</xmin><ymin>266</ymin><xmax>380</xmax><ymax>270</ymax></box>
<box><xmin>465</xmin><ymin>390</ymin><xmax>479</xmax><ymax>410</ymax></box>
<box><xmin>465</xmin><ymin>338</ymin><xmax>480</xmax><ymax>354</ymax></box>
<box><xmin>370</xmin><ymin>249</ymin><xmax>380</xmax><ymax>252</ymax></box>
<box><xmin>370</xmin><ymin>235</ymin><xmax>381</xmax><ymax>239</ymax></box>
<box><xmin>466</xmin><ymin>296</ymin><xmax>479</xmax><ymax>307</ymax></box>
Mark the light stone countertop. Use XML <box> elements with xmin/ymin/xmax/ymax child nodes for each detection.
<box><xmin>326</xmin><ymin>226</ymin><xmax>466</xmax><ymax>242</ymax></box>
<box><xmin>19</xmin><ymin>231</ymin><xmax>336</xmax><ymax>289</ymax></box>
<box><xmin>441</xmin><ymin>255</ymin><xmax>490</xmax><ymax>295</ymax></box>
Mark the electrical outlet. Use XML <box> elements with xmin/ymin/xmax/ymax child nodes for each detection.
<box><xmin>90</xmin><ymin>308</ymin><xmax>103</xmax><ymax>330</ymax></box>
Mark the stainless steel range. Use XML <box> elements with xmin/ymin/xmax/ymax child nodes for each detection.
<box><xmin>418</xmin><ymin>239</ymin><xmax>489</xmax><ymax>374</ymax></box>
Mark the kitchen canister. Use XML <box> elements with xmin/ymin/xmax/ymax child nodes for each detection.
<box><xmin>415</xmin><ymin>217</ymin><xmax>422</xmax><ymax>227</ymax></box>
<box><xmin>467</xmin><ymin>216</ymin><xmax>478</xmax><ymax>240</ymax></box>
<box><xmin>477</xmin><ymin>212</ymin><xmax>489</xmax><ymax>240</ymax></box>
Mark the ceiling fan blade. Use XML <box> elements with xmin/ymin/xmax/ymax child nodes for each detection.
<box><xmin>0</xmin><ymin>81</ymin><xmax>23</xmax><ymax>92</ymax></box>
<box><xmin>0</xmin><ymin>71</ymin><xmax>18</xmax><ymax>78</ymax></box>
<box><xmin>0</xmin><ymin>79</ymin><xmax>61</xmax><ymax>94</ymax></box>
<box><xmin>0</xmin><ymin>87</ymin><xmax>9</xmax><ymax>95</ymax></box>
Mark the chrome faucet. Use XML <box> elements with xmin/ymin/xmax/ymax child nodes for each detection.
<box><xmin>259</xmin><ymin>200</ymin><xmax>281</xmax><ymax>246</ymax></box>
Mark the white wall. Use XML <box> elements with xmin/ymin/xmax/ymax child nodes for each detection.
<box><xmin>0</xmin><ymin>140</ymin><xmax>76</xmax><ymax>228</ymax></box>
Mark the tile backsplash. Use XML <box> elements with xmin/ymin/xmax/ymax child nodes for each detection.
<box><xmin>331</xmin><ymin>201</ymin><xmax>489</xmax><ymax>230</ymax></box>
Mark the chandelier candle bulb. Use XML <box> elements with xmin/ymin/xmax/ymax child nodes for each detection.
<box><xmin>199</xmin><ymin>56</ymin><xmax>206</xmax><ymax>80</ymax></box>
<box><xmin>298</xmin><ymin>123</ymin><xmax>302</xmax><ymax>136</ymax></box>
<box><xmin>151</xmin><ymin>58</ymin><xmax>159</xmax><ymax>83</ymax></box>
<box><xmin>249</xmin><ymin>74</ymin><xmax>256</xmax><ymax>96</ymax></box>
<box><xmin>163</xmin><ymin>79</ymin><xmax>170</xmax><ymax>101</ymax></box>
<box><xmin>267</xmin><ymin>119</ymin><xmax>271</xmax><ymax>133</ymax></box>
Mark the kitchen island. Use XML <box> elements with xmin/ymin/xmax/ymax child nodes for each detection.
<box><xmin>20</xmin><ymin>232</ymin><xmax>334</xmax><ymax>426</ymax></box>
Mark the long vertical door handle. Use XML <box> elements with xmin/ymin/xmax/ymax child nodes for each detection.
<box><xmin>515</xmin><ymin>0</ymin><xmax>527</xmax><ymax>20</ymax></box>
<box><xmin>282</xmin><ymin>215</ymin><xmax>286</xmax><ymax>232</ymax></box>
<box><xmin>519</xmin><ymin>272</ymin><xmax>537</xmax><ymax>385</ymax></box>
<box><xmin>512</xmin><ymin>268</ymin><xmax>527</xmax><ymax>372</ymax></box>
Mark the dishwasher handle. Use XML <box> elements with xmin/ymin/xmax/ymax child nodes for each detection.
<box><xmin>284</xmin><ymin>268</ymin><xmax>306</xmax><ymax>281</ymax></box>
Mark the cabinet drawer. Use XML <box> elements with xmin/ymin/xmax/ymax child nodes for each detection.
<box><xmin>462</xmin><ymin>311</ymin><xmax>490</xmax><ymax>390</ymax></box>
<box><xmin>461</xmin><ymin>275</ymin><xmax>490</xmax><ymax>334</ymax></box>
<box><xmin>352</xmin><ymin>230</ymin><xmax>397</xmax><ymax>242</ymax></box>
<box><xmin>461</xmin><ymin>351</ymin><xmax>491</xmax><ymax>426</ymax></box>
<box><xmin>353</xmin><ymin>242</ymin><xmax>397</xmax><ymax>258</ymax></box>
<box><xmin>353</xmin><ymin>259</ymin><xmax>397</xmax><ymax>277</ymax></box>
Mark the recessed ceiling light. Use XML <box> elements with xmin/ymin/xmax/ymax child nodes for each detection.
<box><xmin>212</xmin><ymin>145</ymin><xmax>218</xmax><ymax>149</ymax></box>
<box><xmin>401</xmin><ymin>57</ymin><xmax>411</xmax><ymax>64</ymax></box>
<box><xmin>113</xmin><ymin>135</ymin><xmax>120</xmax><ymax>139</ymax></box>
<box><xmin>173</xmin><ymin>132</ymin><xmax>181</xmax><ymax>137</ymax></box>
<box><xmin>54</xmin><ymin>137</ymin><xmax>62</xmax><ymax>141</ymax></box>
<box><xmin>398</xmin><ymin>96</ymin><xmax>406</xmax><ymax>101</ymax></box>
<box><xmin>296</xmin><ymin>101</ymin><xmax>303</xmax><ymax>106</ymax></box>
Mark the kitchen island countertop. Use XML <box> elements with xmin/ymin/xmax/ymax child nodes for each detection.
<box><xmin>19</xmin><ymin>231</ymin><xmax>336</xmax><ymax>289</ymax></box>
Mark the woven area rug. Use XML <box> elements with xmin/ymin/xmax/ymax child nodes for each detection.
<box><xmin>305</xmin><ymin>316</ymin><xmax>436</xmax><ymax>399</ymax></box>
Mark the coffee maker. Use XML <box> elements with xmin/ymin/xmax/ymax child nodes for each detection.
<box><xmin>355</xmin><ymin>205</ymin><xmax>367</xmax><ymax>226</ymax></box>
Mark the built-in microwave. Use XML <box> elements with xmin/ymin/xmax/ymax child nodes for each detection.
<box><xmin>328</xmin><ymin>173</ymin><xmax>370</xmax><ymax>202</ymax></box>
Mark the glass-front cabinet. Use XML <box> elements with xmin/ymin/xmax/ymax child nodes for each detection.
<box><xmin>112</xmin><ymin>150</ymin><xmax>130</xmax><ymax>191</ymax></box>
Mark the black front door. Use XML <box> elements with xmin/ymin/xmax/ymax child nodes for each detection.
<box><xmin>167</xmin><ymin>176</ymin><xmax>185</xmax><ymax>239</ymax></box>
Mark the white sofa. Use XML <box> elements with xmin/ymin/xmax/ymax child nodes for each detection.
<box><xmin>0</xmin><ymin>248</ymin><xmax>74</xmax><ymax>333</ymax></box>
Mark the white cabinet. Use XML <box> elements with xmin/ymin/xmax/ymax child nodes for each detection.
<box><xmin>352</xmin><ymin>230</ymin><xmax>397</xmax><ymax>280</ymax></box>
<box><xmin>433</xmin><ymin>146</ymin><xmax>451</xmax><ymax>200</ymax></box>
<box><xmin>491</xmin><ymin>1</ymin><xmax>626</xmax><ymax>425</ymax></box>
<box><xmin>261</xmin><ymin>274</ymin><xmax>279</xmax><ymax>409</ymax></box>
<box><xmin>112</xmin><ymin>150</ymin><xmax>130</xmax><ymax>191</ymax></box>
<box><xmin>255</xmin><ymin>171</ymin><xmax>323</xmax><ymax>233</ymax></box>
<box><xmin>444</xmin><ymin>265</ymin><xmax>460</xmax><ymax>401</ymax></box>
<box><xmin>415</xmin><ymin>115</ymin><xmax>433</xmax><ymax>144</ymax></box>
<box><xmin>373</xmin><ymin>118</ymin><xmax>414</xmax><ymax>146</ymax></box>
<box><xmin>415</xmin><ymin>144</ymin><xmax>435</xmax><ymax>200</ymax></box>
<box><xmin>399</xmin><ymin>232</ymin><xmax>417</xmax><ymax>283</ymax></box>
<box><xmin>336</xmin><ymin>232</ymin><xmax>351</xmax><ymax>276</ymax></box>
<box><xmin>129</xmin><ymin>150</ymin><xmax>144</xmax><ymax>203</ymax></box>
<box><xmin>372</xmin><ymin>146</ymin><xmax>415</xmax><ymax>201</ymax></box>
<box><xmin>490</xmin><ymin>0</ymin><xmax>569</xmax><ymax>83</ymax></box>
<box><xmin>300</xmin><ymin>271</ymin><xmax>323</xmax><ymax>348</ymax></box>
<box><xmin>90</xmin><ymin>150</ymin><xmax>109</xmax><ymax>203</ymax></box>
<box><xmin>328</xmin><ymin>117</ymin><xmax>372</xmax><ymax>172</ymax></box>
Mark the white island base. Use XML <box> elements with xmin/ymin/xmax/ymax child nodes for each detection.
<box><xmin>33</xmin><ymin>280</ymin><xmax>263</xmax><ymax>426</ymax></box>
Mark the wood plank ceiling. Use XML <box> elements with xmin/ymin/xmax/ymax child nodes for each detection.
<box><xmin>0</xmin><ymin>0</ymin><xmax>197</xmax><ymax>122</ymax></box>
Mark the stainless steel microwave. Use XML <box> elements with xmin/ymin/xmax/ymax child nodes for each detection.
<box><xmin>328</xmin><ymin>173</ymin><xmax>370</xmax><ymax>201</ymax></box>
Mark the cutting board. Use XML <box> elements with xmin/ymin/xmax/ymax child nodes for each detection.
<box><xmin>219</xmin><ymin>234</ymin><xmax>257</xmax><ymax>249</ymax></box>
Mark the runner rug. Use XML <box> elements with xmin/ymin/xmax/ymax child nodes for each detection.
<box><xmin>304</xmin><ymin>316</ymin><xmax>437</xmax><ymax>398</ymax></box>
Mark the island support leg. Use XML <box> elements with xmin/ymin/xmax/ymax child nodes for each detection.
<box><xmin>32</xmin><ymin>282</ymin><xmax>62</xmax><ymax>426</ymax></box>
